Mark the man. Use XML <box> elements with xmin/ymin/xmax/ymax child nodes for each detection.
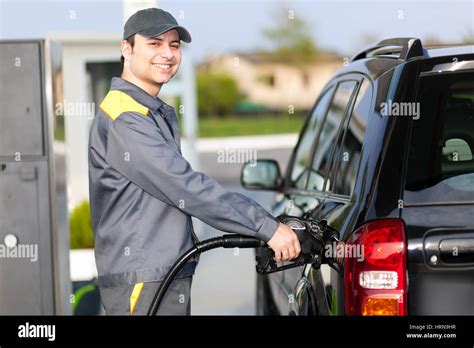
<box><xmin>88</xmin><ymin>8</ymin><xmax>301</xmax><ymax>316</ymax></box>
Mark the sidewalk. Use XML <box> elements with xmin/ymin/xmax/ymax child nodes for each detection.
<box><xmin>183</xmin><ymin>133</ymin><xmax>298</xmax><ymax>184</ymax></box>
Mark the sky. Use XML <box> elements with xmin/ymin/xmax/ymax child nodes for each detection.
<box><xmin>0</xmin><ymin>0</ymin><xmax>472</xmax><ymax>63</ymax></box>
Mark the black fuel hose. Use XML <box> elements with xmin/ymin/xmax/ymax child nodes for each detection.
<box><xmin>147</xmin><ymin>234</ymin><xmax>266</xmax><ymax>316</ymax></box>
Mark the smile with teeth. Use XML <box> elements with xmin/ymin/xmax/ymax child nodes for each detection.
<box><xmin>152</xmin><ymin>63</ymin><xmax>172</xmax><ymax>70</ymax></box>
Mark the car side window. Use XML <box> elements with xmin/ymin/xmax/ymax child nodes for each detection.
<box><xmin>289</xmin><ymin>86</ymin><xmax>335</xmax><ymax>189</ymax></box>
<box><xmin>332</xmin><ymin>79</ymin><xmax>372</xmax><ymax>196</ymax></box>
<box><xmin>307</xmin><ymin>80</ymin><xmax>359</xmax><ymax>192</ymax></box>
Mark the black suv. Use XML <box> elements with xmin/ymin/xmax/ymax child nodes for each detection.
<box><xmin>241</xmin><ymin>38</ymin><xmax>474</xmax><ymax>315</ymax></box>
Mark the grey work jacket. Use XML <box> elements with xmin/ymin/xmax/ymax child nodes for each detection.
<box><xmin>88</xmin><ymin>77</ymin><xmax>278</xmax><ymax>288</ymax></box>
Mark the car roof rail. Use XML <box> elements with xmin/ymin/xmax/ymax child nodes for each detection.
<box><xmin>351</xmin><ymin>37</ymin><xmax>426</xmax><ymax>62</ymax></box>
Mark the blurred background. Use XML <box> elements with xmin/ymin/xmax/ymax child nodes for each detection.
<box><xmin>0</xmin><ymin>0</ymin><xmax>472</xmax><ymax>315</ymax></box>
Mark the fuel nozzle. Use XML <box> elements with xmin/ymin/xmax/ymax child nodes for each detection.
<box><xmin>256</xmin><ymin>215</ymin><xmax>339</xmax><ymax>275</ymax></box>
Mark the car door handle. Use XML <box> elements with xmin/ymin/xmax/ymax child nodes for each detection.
<box><xmin>424</xmin><ymin>230</ymin><xmax>474</xmax><ymax>267</ymax></box>
<box><xmin>439</xmin><ymin>238</ymin><xmax>474</xmax><ymax>264</ymax></box>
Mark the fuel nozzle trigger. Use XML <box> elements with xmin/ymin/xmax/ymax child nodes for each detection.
<box><xmin>256</xmin><ymin>215</ymin><xmax>338</xmax><ymax>275</ymax></box>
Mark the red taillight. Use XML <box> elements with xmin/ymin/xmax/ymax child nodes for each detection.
<box><xmin>344</xmin><ymin>219</ymin><xmax>407</xmax><ymax>316</ymax></box>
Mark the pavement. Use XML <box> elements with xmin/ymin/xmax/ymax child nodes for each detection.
<box><xmin>190</xmin><ymin>185</ymin><xmax>275</xmax><ymax>315</ymax></box>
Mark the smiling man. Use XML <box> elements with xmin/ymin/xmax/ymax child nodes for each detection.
<box><xmin>88</xmin><ymin>8</ymin><xmax>300</xmax><ymax>316</ymax></box>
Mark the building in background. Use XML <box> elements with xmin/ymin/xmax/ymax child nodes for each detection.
<box><xmin>199</xmin><ymin>51</ymin><xmax>342</xmax><ymax>112</ymax></box>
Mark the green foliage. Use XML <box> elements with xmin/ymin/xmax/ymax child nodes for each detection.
<box><xmin>54</xmin><ymin>116</ymin><xmax>65</xmax><ymax>142</ymax></box>
<box><xmin>261</xmin><ymin>6</ymin><xmax>318</xmax><ymax>65</ymax></box>
<box><xmin>197</xmin><ymin>72</ymin><xmax>244</xmax><ymax>117</ymax></box>
<box><xmin>70</xmin><ymin>201</ymin><xmax>94</xmax><ymax>249</ymax></box>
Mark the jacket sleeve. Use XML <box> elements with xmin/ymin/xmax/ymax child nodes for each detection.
<box><xmin>106</xmin><ymin>111</ymin><xmax>278</xmax><ymax>242</ymax></box>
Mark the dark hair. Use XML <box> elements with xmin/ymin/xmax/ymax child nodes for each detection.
<box><xmin>121</xmin><ymin>34</ymin><xmax>135</xmax><ymax>72</ymax></box>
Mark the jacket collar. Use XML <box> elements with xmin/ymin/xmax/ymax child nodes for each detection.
<box><xmin>110</xmin><ymin>77</ymin><xmax>164</xmax><ymax>113</ymax></box>
<box><xmin>110</xmin><ymin>77</ymin><xmax>181</xmax><ymax>151</ymax></box>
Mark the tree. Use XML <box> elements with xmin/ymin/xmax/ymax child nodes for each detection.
<box><xmin>197</xmin><ymin>72</ymin><xmax>243</xmax><ymax>117</ymax></box>
<box><xmin>261</xmin><ymin>6</ymin><xmax>318</xmax><ymax>65</ymax></box>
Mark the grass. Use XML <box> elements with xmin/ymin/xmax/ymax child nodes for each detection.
<box><xmin>184</xmin><ymin>114</ymin><xmax>305</xmax><ymax>138</ymax></box>
<box><xmin>53</xmin><ymin>114</ymin><xmax>306</xmax><ymax>141</ymax></box>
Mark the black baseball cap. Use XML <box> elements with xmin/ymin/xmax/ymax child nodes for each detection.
<box><xmin>123</xmin><ymin>8</ymin><xmax>192</xmax><ymax>43</ymax></box>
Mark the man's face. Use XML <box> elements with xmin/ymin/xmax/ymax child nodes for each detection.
<box><xmin>124</xmin><ymin>30</ymin><xmax>181</xmax><ymax>90</ymax></box>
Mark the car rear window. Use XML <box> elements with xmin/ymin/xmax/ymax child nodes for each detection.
<box><xmin>405</xmin><ymin>71</ymin><xmax>474</xmax><ymax>204</ymax></box>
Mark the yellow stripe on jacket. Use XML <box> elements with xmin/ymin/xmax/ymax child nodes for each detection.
<box><xmin>130</xmin><ymin>282</ymin><xmax>145</xmax><ymax>315</ymax></box>
<box><xmin>99</xmin><ymin>90</ymin><xmax>149</xmax><ymax>121</ymax></box>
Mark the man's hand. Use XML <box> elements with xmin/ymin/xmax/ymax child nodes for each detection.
<box><xmin>267</xmin><ymin>223</ymin><xmax>301</xmax><ymax>262</ymax></box>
